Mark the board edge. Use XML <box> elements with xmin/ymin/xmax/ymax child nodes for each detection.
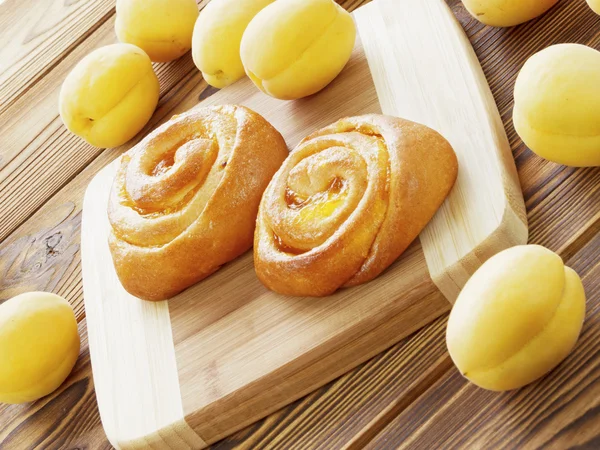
<box><xmin>81</xmin><ymin>161</ymin><xmax>208</xmax><ymax>450</ymax></box>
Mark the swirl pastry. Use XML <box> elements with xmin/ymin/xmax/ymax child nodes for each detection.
<box><xmin>108</xmin><ymin>105</ymin><xmax>288</xmax><ymax>300</ymax></box>
<box><xmin>254</xmin><ymin>114</ymin><xmax>458</xmax><ymax>297</ymax></box>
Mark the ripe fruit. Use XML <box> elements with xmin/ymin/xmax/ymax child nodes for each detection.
<box><xmin>513</xmin><ymin>44</ymin><xmax>600</xmax><ymax>167</ymax></box>
<box><xmin>59</xmin><ymin>44</ymin><xmax>159</xmax><ymax>148</ymax></box>
<box><xmin>192</xmin><ymin>0</ymin><xmax>275</xmax><ymax>88</ymax></box>
<box><xmin>587</xmin><ymin>0</ymin><xmax>600</xmax><ymax>15</ymax></box>
<box><xmin>115</xmin><ymin>0</ymin><xmax>198</xmax><ymax>62</ymax></box>
<box><xmin>0</xmin><ymin>292</ymin><xmax>80</xmax><ymax>404</ymax></box>
<box><xmin>461</xmin><ymin>0</ymin><xmax>558</xmax><ymax>27</ymax></box>
<box><xmin>240</xmin><ymin>0</ymin><xmax>356</xmax><ymax>100</ymax></box>
<box><xmin>446</xmin><ymin>245</ymin><xmax>586</xmax><ymax>391</ymax></box>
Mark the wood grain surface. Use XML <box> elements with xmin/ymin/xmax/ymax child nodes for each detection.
<box><xmin>0</xmin><ymin>0</ymin><xmax>599</xmax><ymax>449</ymax></box>
<box><xmin>356</xmin><ymin>0</ymin><xmax>527</xmax><ymax>302</ymax></box>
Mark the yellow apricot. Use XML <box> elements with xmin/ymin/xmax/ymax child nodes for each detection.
<box><xmin>192</xmin><ymin>0</ymin><xmax>275</xmax><ymax>88</ymax></box>
<box><xmin>59</xmin><ymin>44</ymin><xmax>159</xmax><ymax>148</ymax></box>
<box><xmin>513</xmin><ymin>44</ymin><xmax>600</xmax><ymax>167</ymax></box>
<box><xmin>446</xmin><ymin>245</ymin><xmax>586</xmax><ymax>391</ymax></box>
<box><xmin>461</xmin><ymin>0</ymin><xmax>558</xmax><ymax>27</ymax></box>
<box><xmin>588</xmin><ymin>0</ymin><xmax>600</xmax><ymax>15</ymax></box>
<box><xmin>240</xmin><ymin>0</ymin><xmax>356</xmax><ymax>100</ymax></box>
<box><xmin>115</xmin><ymin>0</ymin><xmax>198</xmax><ymax>62</ymax></box>
<box><xmin>0</xmin><ymin>292</ymin><xmax>80</xmax><ymax>404</ymax></box>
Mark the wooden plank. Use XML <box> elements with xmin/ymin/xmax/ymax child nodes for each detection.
<box><xmin>365</xmin><ymin>229</ymin><xmax>600</xmax><ymax>450</ymax></box>
<box><xmin>209</xmin><ymin>316</ymin><xmax>452</xmax><ymax>450</ymax></box>
<box><xmin>0</xmin><ymin>0</ymin><xmax>116</xmax><ymax>114</ymax></box>
<box><xmin>82</xmin><ymin>164</ymin><xmax>207</xmax><ymax>448</ymax></box>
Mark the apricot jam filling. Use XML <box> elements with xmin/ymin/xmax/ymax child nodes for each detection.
<box><xmin>273</xmin><ymin>177</ymin><xmax>350</xmax><ymax>254</ymax></box>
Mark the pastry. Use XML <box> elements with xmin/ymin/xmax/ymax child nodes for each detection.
<box><xmin>254</xmin><ymin>114</ymin><xmax>458</xmax><ymax>297</ymax></box>
<box><xmin>108</xmin><ymin>105</ymin><xmax>288</xmax><ymax>300</ymax></box>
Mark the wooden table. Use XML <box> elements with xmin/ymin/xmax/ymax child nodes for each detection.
<box><xmin>1</xmin><ymin>0</ymin><xmax>599</xmax><ymax>448</ymax></box>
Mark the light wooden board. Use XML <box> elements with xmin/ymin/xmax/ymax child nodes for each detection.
<box><xmin>81</xmin><ymin>0</ymin><xmax>527</xmax><ymax>447</ymax></box>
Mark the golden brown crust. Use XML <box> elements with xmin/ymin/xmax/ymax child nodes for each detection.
<box><xmin>108</xmin><ymin>105</ymin><xmax>288</xmax><ymax>300</ymax></box>
<box><xmin>254</xmin><ymin>114</ymin><xmax>458</xmax><ymax>297</ymax></box>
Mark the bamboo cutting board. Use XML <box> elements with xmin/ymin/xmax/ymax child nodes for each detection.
<box><xmin>81</xmin><ymin>0</ymin><xmax>528</xmax><ymax>447</ymax></box>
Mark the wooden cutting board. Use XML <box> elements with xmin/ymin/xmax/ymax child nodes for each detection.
<box><xmin>81</xmin><ymin>0</ymin><xmax>528</xmax><ymax>447</ymax></box>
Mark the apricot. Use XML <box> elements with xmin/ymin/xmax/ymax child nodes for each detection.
<box><xmin>0</xmin><ymin>292</ymin><xmax>80</xmax><ymax>404</ymax></box>
<box><xmin>240</xmin><ymin>0</ymin><xmax>356</xmax><ymax>100</ymax></box>
<box><xmin>588</xmin><ymin>0</ymin><xmax>600</xmax><ymax>15</ymax></box>
<box><xmin>461</xmin><ymin>0</ymin><xmax>558</xmax><ymax>27</ymax></box>
<box><xmin>513</xmin><ymin>44</ymin><xmax>600</xmax><ymax>167</ymax></box>
<box><xmin>192</xmin><ymin>0</ymin><xmax>274</xmax><ymax>88</ymax></box>
<box><xmin>446</xmin><ymin>245</ymin><xmax>586</xmax><ymax>391</ymax></box>
<box><xmin>59</xmin><ymin>44</ymin><xmax>159</xmax><ymax>148</ymax></box>
<box><xmin>115</xmin><ymin>0</ymin><xmax>198</xmax><ymax>62</ymax></box>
